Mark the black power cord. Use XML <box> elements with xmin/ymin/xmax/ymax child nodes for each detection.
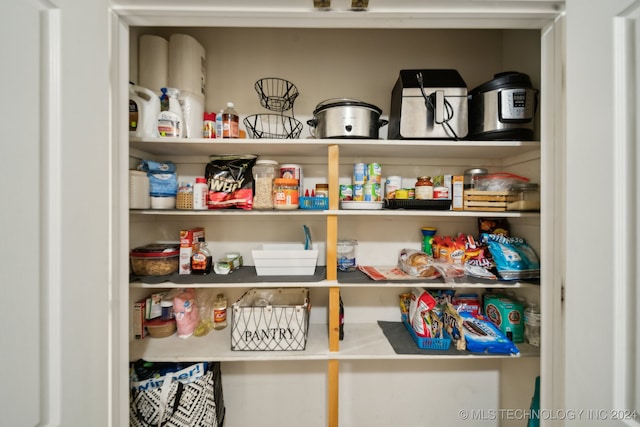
<box><xmin>416</xmin><ymin>72</ymin><xmax>460</xmax><ymax>140</ymax></box>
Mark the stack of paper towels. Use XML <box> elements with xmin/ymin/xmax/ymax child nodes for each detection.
<box><xmin>138</xmin><ymin>33</ymin><xmax>206</xmax><ymax>139</ymax></box>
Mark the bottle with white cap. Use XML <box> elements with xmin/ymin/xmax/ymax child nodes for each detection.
<box><xmin>222</xmin><ymin>102</ymin><xmax>239</xmax><ymax>138</ymax></box>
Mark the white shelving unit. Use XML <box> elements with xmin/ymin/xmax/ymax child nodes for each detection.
<box><xmin>121</xmin><ymin>3</ymin><xmax>565</xmax><ymax>425</ymax></box>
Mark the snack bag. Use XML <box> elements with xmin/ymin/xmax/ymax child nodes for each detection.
<box><xmin>464</xmin><ymin>235</ymin><xmax>498</xmax><ymax>280</ymax></box>
<box><xmin>429</xmin><ymin>289</ymin><xmax>455</xmax><ymax>305</ymax></box>
<box><xmin>453</xmin><ymin>293</ymin><xmax>481</xmax><ymax>316</ymax></box>
<box><xmin>432</xmin><ymin>234</ymin><xmax>466</xmax><ymax>263</ymax></box>
<box><xmin>459</xmin><ymin>311</ymin><xmax>520</xmax><ymax>355</ymax></box>
<box><xmin>481</xmin><ymin>233</ymin><xmax>540</xmax><ymax>280</ymax></box>
<box><xmin>441</xmin><ymin>302</ymin><xmax>466</xmax><ymax>351</ymax></box>
<box><xmin>427</xmin><ymin>309</ymin><xmax>444</xmax><ymax>339</ymax></box>
<box><xmin>408</xmin><ymin>287</ymin><xmax>437</xmax><ymax>337</ymax></box>
<box><xmin>478</xmin><ymin>217</ymin><xmax>510</xmax><ymax>236</ymax></box>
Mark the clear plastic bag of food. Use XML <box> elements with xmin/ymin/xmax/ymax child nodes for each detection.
<box><xmin>474</xmin><ymin>172</ymin><xmax>529</xmax><ymax>191</ymax></box>
<box><xmin>397</xmin><ymin>248</ymin><xmax>439</xmax><ymax>279</ymax></box>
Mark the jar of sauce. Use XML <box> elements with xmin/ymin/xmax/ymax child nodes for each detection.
<box><xmin>273</xmin><ymin>178</ymin><xmax>299</xmax><ymax>210</ymax></box>
<box><xmin>415</xmin><ymin>176</ymin><xmax>434</xmax><ymax>200</ymax></box>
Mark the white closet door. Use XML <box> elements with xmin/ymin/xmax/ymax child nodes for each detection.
<box><xmin>0</xmin><ymin>1</ymin><xmax>112</xmax><ymax>426</ymax></box>
<box><xmin>565</xmin><ymin>0</ymin><xmax>640</xmax><ymax>425</ymax></box>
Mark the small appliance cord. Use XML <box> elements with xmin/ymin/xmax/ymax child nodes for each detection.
<box><xmin>417</xmin><ymin>72</ymin><xmax>460</xmax><ymax>140</ymax></box>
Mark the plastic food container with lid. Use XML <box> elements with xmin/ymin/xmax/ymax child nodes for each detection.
<box><xmin>130</xmin><ymin>243</ymin><xmax>180</xmax><ymax>276</ymax></box>
<box><xmin>507</xmin><ymin>182</ymin><xmax>540</xmax><ymax>211</ymax></box>
<box><xmin>253</xmin><ymin>159</ymin><xmax>279</xmax><ymax>210</ymax></box>
<box><xmin>273</xmin><ymin>178</ymin><xmax>299</xmax><ymax>210</ymax></box>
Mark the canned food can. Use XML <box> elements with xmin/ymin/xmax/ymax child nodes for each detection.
<box><xmin>337</xmin><ymin>239</ymin><xmax>358</xmax><ymax>272</ymax></box>
<box><xmin>353</xmin><ymin>163</ymin><xmax>366</xmax><ymax>185</ymax></box>
<box><xmin>407</xmin><ymin>188</ymin><xmax>415</xmax><ymax>199</ymax></box>
<box><xmin>363</xmin><ymin>183</ymin><xmax>381</xmax><ymax>201</ymax></box>
<box><xmin>433</xmin><ymin>186</ymin><xmax>450</xmax><ymax>199</ymax></box>
<box><xmin>280</xmin><ymin>164</ymin><xmax>302</xmax><ymax>182</ymax></box>
<box><xmin>353</xmin><ymin>184</ymin><xmax>364</xmax><ymax>201</ymax></box>
<box><xmin>395</xmin><ymin>188</ymin><xmax>409</xmax><ymax>199</ymax></box>
<box><xmin>339</xmin><ymin>184</ymin><xmax>353</xmax><ymax>201</ymax></box>
<box><xmin>384</xmin><ymin>175</ymin><xmax>402</xmax><ymax>199</ymax></box>
<box><xmin>280</xmin><ymin>164</ymin><xmax>303</xmax><ymax>195</ymax></box>
<box><xmin>366</xmin><ymin>163</ymin><xmax>382</xmax><ymax>184</ymax></box>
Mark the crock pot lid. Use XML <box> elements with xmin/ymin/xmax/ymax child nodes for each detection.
<box><xmin>470</xmin><ymin>71</ymin><xmax>533</xmax><ymax>94</ymax></box>
<box><xmin>313</xmin><ymin>98</ymin><xmax>382</xmax><ymax>114</ymax></box>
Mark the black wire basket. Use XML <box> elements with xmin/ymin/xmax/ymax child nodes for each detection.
<box><xmin>254</xmin><ymin>78</ymin><xmax>299</xmax><ymax>112</ymax></box>
<box><xmin>243</xmin><ymin>114</ymin><xmax>303</xmax><ymax>139</ymax></box>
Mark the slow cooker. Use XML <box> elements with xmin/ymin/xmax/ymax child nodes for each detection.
<box><xmin>467</xmin><ymin>72</ymin><xmax>538</xmax><ymax>140</ymax></box>
<box><xmin>307</xmin><ymin>98</ymin><xmax>388</xmax><ymax>139</ymax></box>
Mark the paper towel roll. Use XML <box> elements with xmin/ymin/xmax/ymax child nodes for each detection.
<box><xmin>169</xmin><ymin>34</ymin><xmax>206</xmax><ymax>97</ymax></box>
<box><xmin>180</xmin><ymin>91</ymin><xmax>205</xmax><ymax>139</ymax></box>
<box><xmin>138</xmin><ymin>35</ymin><xmax>168</xmax><ymax>93</ymax></box>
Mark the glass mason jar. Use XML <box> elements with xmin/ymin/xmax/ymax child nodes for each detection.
<box><xmin>415</xmin><ymin>176</ymin><xmax>433</xmax><ymax>200</ymax></box>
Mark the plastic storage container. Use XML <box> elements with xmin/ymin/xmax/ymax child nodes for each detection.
<box><xmin>337</xmin><ymin>239</ymin><xmax>358</xmax><ymax>272</ymax></box>
<box><xmin>507</xmin><ymin>182</ymin><xmax>541</xmax><ymax>211</ymax></box>
<box><xmin>145</xmin><ymin>318</ymin><xmax>176</xmax><ymax>338</ymax></box>
<box><xmin>524</xmin><ymin>302</ymin><xmax>541</xmax><ymax>347</ymax></box>
<box><xmin>273</xmin><ymin>178</ymin><xmax>299</xmax><ymax>210</ymax></box>
<box><xmin>129</xmin><ymin>170</ymin><xmax>151</xmax><ymax>209</ymax></box>
<box><xmin>252</xmin><ymin>159</ymin><xmax>279</xmax><ymax>210</ymax></box>
<box><xmin>130</xmin><ymin>243</ymin><xmax>180</xmax><ymax>276</ymax></box>
<box><xmin>463</xmin><ymin>168</ymin><xmax>488</xmax><ymax>190</ymax></box>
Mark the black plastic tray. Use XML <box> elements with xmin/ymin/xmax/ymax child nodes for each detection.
<box><xmin>384</xmin><ymin>199</ymin><xmax>451</xmax><ymax>210</ymax></box>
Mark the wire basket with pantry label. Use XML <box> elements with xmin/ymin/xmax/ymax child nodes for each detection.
<box><xmin>231</xmin><ymin>288</ymin><xmax>310</xmax><ymax>351</ymax></box>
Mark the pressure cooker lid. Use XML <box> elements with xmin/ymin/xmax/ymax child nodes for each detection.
<box><xmin>470</xmin><ymin>71</ymin><xmax>534</xmax><ymax>94</ymax></box>
<box><xmin>313</xmin><ymin>98</ymin><xmax>382</xmax><ymax>115</ymax></box>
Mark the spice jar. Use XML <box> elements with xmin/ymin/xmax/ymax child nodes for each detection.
<box><xmin>273</xmin><ymin>178</ymin><xmax>299</xmax><ymax>210</ymax></box>
<box><xmin>252</xmin><ymin>159</ymin><xmax>279</xmax><ymax>210</ymax></box>
<box><xmin>414</xmin><ymin>176</ymin><xmax>433</xmax><ymax>200</ymax></box>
